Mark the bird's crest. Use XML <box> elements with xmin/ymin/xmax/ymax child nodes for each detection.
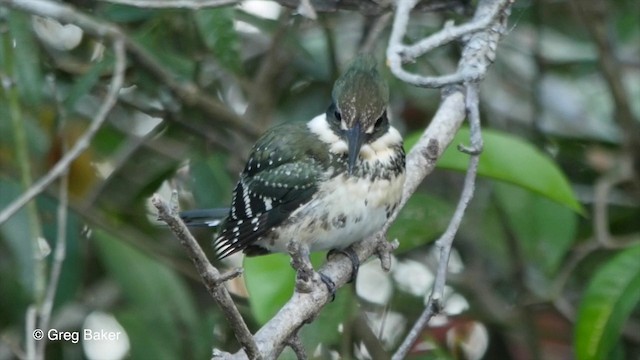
<box><xmin>331</xmin><ymin>54</ymin><xmax>389</xmax><ymax>127</ymax></box>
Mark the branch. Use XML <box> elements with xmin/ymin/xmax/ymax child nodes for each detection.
<box><xmin>151</xmin><ymin>196</ymin><xmax>261</xmax><ymax>360</ymax></box>
<box><xmin>387</xmin><ymin>0</ymin><xmax>512</xmax><ymax>88</ymax></box>
<box><xmin>221</xmin><ymin>1</ymin><xmax>513</xmax><ymax>353</ymax></box>
<box><xmin>0</xmin><ymin>39</ymin><xmax>126</xmax><ymax>225</ymax></box>
<box><xmin>97</xmin><ymin>0</ymin><xmax>239</xmax><ymax>8</ymax></box>
<box><xmin>0</xmin><ymin>0</ymin><xmax>259</xmax><ymax>139</ymax></box>
<box><xmin>392</xmin><ymin>83</ymin><xmax>482</xmax><ymax>360</ymax></box>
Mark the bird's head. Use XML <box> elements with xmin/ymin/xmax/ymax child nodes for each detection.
<box><xmin>327</xmin><ymin>54</ymin><xmax>390</xmax><ymax>175</ymax></box>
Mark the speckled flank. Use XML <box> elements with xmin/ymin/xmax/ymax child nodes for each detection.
<box><xmin>260</xmin><ymin>170</ymin><xmax>405</xmax><ymax>252</ymax></box>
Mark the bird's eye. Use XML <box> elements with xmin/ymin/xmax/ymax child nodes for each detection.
<box><xmin>374</xmin><ymin>114</ymin><xmax>385</xmax><ymax>129</ymax></box>
<box><xmin>334</xmin><ymin>110</ymin><xmax>342</xmax><ymax>121</ymax></box>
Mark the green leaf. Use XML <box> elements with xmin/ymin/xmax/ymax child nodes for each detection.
<box><xmin>389</xmin><ymin>193</ymin><xmax>453</xmax><ymax>253</ymax></box>
<box><xmin>194</xmin><ymin>7</ymin><xmax>242</xmax><ymax>74</ymax></box>
<box><xmin>494</xmin><ymin>183</ymin><xmax>577</xmax><ymax>275</ymax></box>
<box><xmin>406</xmin><ymin>128</ymin><xmax>583</xmax><ymax>214</ymax></box>
<box><xmin>575</xmin><ymin>245</ymin><xmax>640</xmax><ymax>360</ymax></box>
<box><xmin>190</xmin><ymin>153</ymin><xmax>234</xmax><ymax>207</ymax></box>
<box><xmin>7</xmin><ymin>12</ymin><xmax>44</xmax><ymax>106</ymax></box>
<box><xmin>244</xmin><ymin>252</ymin><xmax>325</xmax><ymax>325</ymax></box>
<box><xmin>94</xmin><ymin>230</ymin><xmax>199</xmax><ymax>358</ymax></box>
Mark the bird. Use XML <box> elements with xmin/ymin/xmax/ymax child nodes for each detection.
<box><xmin>181</xmin><ymin>54</ymin><xmax>406</xmax><ymax>294</ymax></box>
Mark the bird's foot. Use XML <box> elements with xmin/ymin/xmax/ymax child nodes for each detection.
<box><xmin>288</xmin><ymin>241</ymin><xmax>337</xmax><ymax>300</ymax></box>
<box><xmin>318</xmin><ymin>272</ymin><xmax>336</xmax><ymax>301</ymax></box>
<box><xmin>374</xmin><ymin>236</ymin><xmax>399</xmax><ymax>272</ymax></box>
<box><xmin>288</xmin><ymin>241</ymin><xmax>315</xmax><ymax>293</ymax></box>
<box><xmin>327</xmin><ymin>247</ymin><xmax>360</xmax><ymax>283</ymax></box>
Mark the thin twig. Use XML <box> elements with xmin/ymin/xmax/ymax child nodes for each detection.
<box><xmin>229</xmin><ymin>87</ymin><xmax>468</xmax><ymax>360</ymax></box>
<box><xmin>391</xmin><ymin>84</ymin><xmax>482</xmax><ymax>360</ymax></box>
<box><xmin>387</xmin><ymin>0</ymin><xmax>512</xmax><ymax>88</ymax></box>
<box><xmin>360</xmin><ymin>12</ymin><xmax>393</xmax><ymax>54</ymax></box>
<box><xmin>0</xmin><ymin>0</ymin><xmax>259</xmax><ymax>138</ymax></box>
<box><xmin>97</xmin><ymin>0</ymin><xmax>239</xmax><ymax>9</ymax></box>
<box><xmin>387</xmin><ymin>4</ymin><xmax>510</xmax><ymax>355</ymax></box>
<box><xmin>593</xmin><ymin>161</ymin><xmax>634</xmax><ymax>246</ymax></box>
<box><xmin>152</xmin><ymin>196</ymin><xmax>261</xmax><ymax>360</ymax></box>
<box><xmin>35</xmin><ymin>78</ymin><xmax>72</xmax><ymax>360</ymax></box>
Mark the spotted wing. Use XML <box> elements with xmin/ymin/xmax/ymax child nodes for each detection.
<box><xmin>214</xmin><ymin>125</ymin><xmax>327</xmax><ymax>258</ymax></box>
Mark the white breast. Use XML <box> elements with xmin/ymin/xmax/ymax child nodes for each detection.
<box><xmin>261</xmin><ymin>171</ymin><xmax>405</xmax><ymax>253</ymax></box>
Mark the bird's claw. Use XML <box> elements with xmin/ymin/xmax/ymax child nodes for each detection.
<box><xmin>294</xmin><ymin>268</ymin><xmax>314</xmax><ymax>293</ymax></box>
<box><xmin>318</xmin><ymin>272</ymin><xmax>336</xmax><ymax>301</ymax></box>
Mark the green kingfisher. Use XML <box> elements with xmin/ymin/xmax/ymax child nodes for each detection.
<box><xmin>182</xmin><ymin>54</ymin><xmax>406</xmax><ymax>292</ymax></box>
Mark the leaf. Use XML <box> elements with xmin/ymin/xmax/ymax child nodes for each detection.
<box><xmin>244</xmin><ymin>252</ymin><xmax>325</xmax><ymax>325</ymax></box>
<box><xmin>389</xmin><ymin>193</ymin><xmax>453</xmax><ymax>253</ymax></box>
<box><xmin>575</xmin><ymin>245</ymin><xmax>640</xmax><ymax>360</ymax></box>
<box><xmin>194</xmin><ymin>7</ymin><xmax>243</xmax><ymax>74</ymax></box>
<box><xmin>190</xmin><ymin>153</ymin><xmax>234</xmax><ymax>207</ymax></box>
<box><xmin>494</xmin><ymin>183</ymin><xmax>577</xmax><ymax>275</ymax></box>
<box><xmin>94</xmin><ymin>230</ymin><xmax>199</xmax><ymax>358</ymax></box>
<box><xmin>405</xmin><ymin>128</ymin><xmax>583</xmax><ymax>214</ymax></box>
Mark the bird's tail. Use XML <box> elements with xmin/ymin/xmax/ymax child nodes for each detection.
<box><xmin>180</xmin><ymin>208</ymin><xmax>229</xmax><ymax>227</ymax></box>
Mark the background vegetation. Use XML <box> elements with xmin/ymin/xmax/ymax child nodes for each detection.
<box><xmin>0</xmin><ymin>0</ymin><xmax>639</xmax><ymax>359</ymax></box>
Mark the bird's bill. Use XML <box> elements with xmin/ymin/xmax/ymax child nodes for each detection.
<box><xmin>346</xmin><ymin>122</ymin><xmax>365</xmax><ymax>175</ymax></box>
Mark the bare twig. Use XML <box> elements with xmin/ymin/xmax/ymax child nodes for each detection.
<box><xmin>387</xmin><ymin>0</ymin><xmax>511</xmax><ymax>88</ymax></box>
<box><xmin>97</xmin><ymin>0</ymin><xmax>239</xmax><ymax>8</ymax></box>
<box><xmin>392</xmin><ymin>83</ymin><xmax>482</xmax><ymax>360</ymax></box>
<box><xmin>386</xmin><ymin>0</ymin><xmax>512</xmax><ymax>355</ymax></box>
<box><xmin>2</xmin><ymin>15</ymin><xmax>47</xmax><ymax>319</ymax></box>
<box><xmin>360</xmin><ymin>12</ymin><xmax>393</xmax><ymax>54</ymax></box>
<box><xmin>0</xmin><ymin>38</ymin><xmax>126</xmax><ymax>221</ymax></box>
<box><xmin>35</xmin><ymin>79</ymin><xmax>72</xmax><ymax>360</ymax></box>
<box><xmin>152</xmin><ymin>196</ymin><xmax>261</xmax><ymax>360</ymax></box>
<box><xmin>285</xmin><ymin>333</ymin><xmax>307</xmax><ymax>360</ymax></box>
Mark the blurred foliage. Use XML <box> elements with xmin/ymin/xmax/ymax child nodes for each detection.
<box><xmin>1</xmin><ymin>1</ymin><xmax>640</xmax><ymax>359</ymax></box>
